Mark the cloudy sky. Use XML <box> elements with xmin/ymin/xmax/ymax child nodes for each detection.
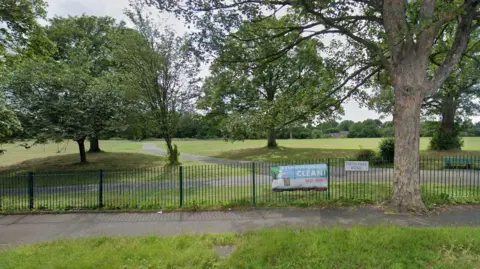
<box><xmin>46</xmin><ymin>0</ymin><xmax>474</xmax><ymax>123</ymax></box>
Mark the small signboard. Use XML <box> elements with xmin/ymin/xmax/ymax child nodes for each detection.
<box><xmin>271</xmin><ymin>164</ymin><xmax>328</xmax><ymax>191</ymax></box>
<box><xmin>345</xmin><ymin>161</ymin><xmax>369</xmax><ymax>171</ymax></box>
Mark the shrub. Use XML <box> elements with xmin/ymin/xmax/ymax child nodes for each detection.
<box><xmin>429</xmin><ymin>129</ymin><xmax>463</xmax><ymax>151</ymax></box>
<box><xmin>167</xmin><ymin>144</ymin><xmax>180</xmax><ymax>165</ymax></box>
<box><xmin>379</xmin><ymin>137</ymin><xmax>395</xmax><ymax>162</ymax></box>
<box><xmin>355</xmin><ymin>149</ymin><xmax>376</xmax><ymax>160</ymax></box>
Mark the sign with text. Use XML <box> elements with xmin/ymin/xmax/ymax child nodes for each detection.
<box><xmin>345</xmin><ymin>161</ymin><xmax>369</xmax><ymax>171</ymax></box>
<box><xmin>271</xmin><ymin>164</ymin><xmax>328</xmax><ymax>191</ymax></box>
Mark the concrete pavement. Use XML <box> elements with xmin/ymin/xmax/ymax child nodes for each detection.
<box><xmin>2</xmin><ymin>205</ymin><xmax>480</xmax><ymax>249</ymax></box>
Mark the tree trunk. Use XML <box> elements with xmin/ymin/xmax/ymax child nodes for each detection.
<box><xmin>440</xmin><ymin>94</ymin><xmax>456</xmax><ymax>137</ymax></box>
<box><xmin>391</xmin><ymin>88</ymin><xmax>426</xmax><ymax>212</ymax></box>
<box><xmin>88</xmin><ymin>136</ymin><xmax>101</xmax><ymax>153</ymax></box>
<box><xmin>77</xmin><ymin>137</ymin><xmax>87</xmax><ymax>163</ymax></box>
<box><xmin>164</xmin><ymin>136</ymin><xmax>179</xmax><ymax>165</ymax></box>
<box><xmin>267</xmin><ymin>128</ymin><xmax>277</xmax><ymax>149</ymax></box>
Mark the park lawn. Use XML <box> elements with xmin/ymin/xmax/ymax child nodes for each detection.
<box><xmin>163</xmin><ymin>137</ymin><xmax>480</xmax><ymax>162</ymax></box>
<box><xmin>0</xmin><ymin>152</ymin><xmax>166</xmax><ymax>173</ymax></box>
<box><xmin>2</xmin><ymin>226</ymin><xmax>480</xmax><ymax>268</ymax></box>
<box><xmin>0</xmin><ymin>140</ymin><xmax>145</xmax><ymax>167</ymax></box>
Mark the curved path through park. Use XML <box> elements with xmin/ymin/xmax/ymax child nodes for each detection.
<box><xmin>142</xmin><ymin>143</ymin><xmax>250</xmax><ymax>165</ymax></box>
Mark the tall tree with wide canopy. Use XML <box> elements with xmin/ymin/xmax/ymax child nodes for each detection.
<box><xmin>6</xmin><ymin>59</ymin><xmax>123</xmax><ymax>163</ymax></box>
<box><xmin>44</xmin><ymin>15</ymin><xmax>121</xmax><ymax>152</ymax></box>
<box><xmin>200</xmin><ymin>17</ymin><xmax>343</xmax><ymax>148</ymax></box>
<box><xmin>148</xmin><ymin>0</ymin><xmax>480</xmax><ymax>211</ymax></box>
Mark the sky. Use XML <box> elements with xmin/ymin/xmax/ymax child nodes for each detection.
<box><xmin>45</xmin><ymin>0</ymin><xmax>470</xmax><ymax>123</ymax></box>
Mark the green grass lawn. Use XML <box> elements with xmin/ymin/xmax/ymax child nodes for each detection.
<box><xmin>162</xmin><ymin>137</ymin><xmax>480</xmax><ymax>162</ymax></box>
<box><xmin>0</xmin><ymin>140</ymin><xmax>145</xmax><ymax>167</ymax></box>
<box><xmin>0</xmin><ymin>140</ymin><xmax>247</xmax><ymax>180</ymax></box>
<box><xmin>2</xmin><ymin>226</ymin><xmax>480</xmax><ymax>268</ymax></box>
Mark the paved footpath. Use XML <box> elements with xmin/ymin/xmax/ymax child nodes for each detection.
<box><xmin>2</xmin><ymin>205</ymin><xmax>480</xmax><ymax>249</ymax></box>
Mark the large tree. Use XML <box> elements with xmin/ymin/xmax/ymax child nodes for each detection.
<box><xmin>200</xmin><ymin>17</ymin><xmax>343</xmax><ymax>148</ymax></box>
<box><xmin>370</xmin><ymin>33</ymin><xmax>480</xmax><ymax>150</ymax></box>
<box><xmin>44</xmin><ymin>15</ymin><xmax>121</xmax><ymax>152</ymax></box>
<box><xmin>113</xmin><ymin>2</ymin><xmax>200</xmax><ymax>165</ymax></box>
<box><xmin>148</xmin><ymin>0</ymin><xmax>480</xmax><ymax>211</ymax></box>
<box><xmin>6</xmin><ymin>58</ymin><xmax>123</xmax><ymax>163</ymax></box>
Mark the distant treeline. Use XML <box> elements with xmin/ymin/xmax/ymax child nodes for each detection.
<box><xmin>109</xmin><ymin>113</ymin><xmax>480</xmax><ymax>140</ymax></box>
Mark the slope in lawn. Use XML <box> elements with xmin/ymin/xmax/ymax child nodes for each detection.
<box><xmin>0</xmin><ymin>152</ymin><xmax>165</xmax><ymax>173</ymax></box>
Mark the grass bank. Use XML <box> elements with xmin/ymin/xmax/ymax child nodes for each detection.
<box><xmin>2</xmin><ymin>226</ymin><xmax>480</xmax><ymax>268</ymax></box>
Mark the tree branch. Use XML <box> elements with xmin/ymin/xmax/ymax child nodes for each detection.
<box><xmin>277</xmin><ymin>66</ymin><xmax>381</xmax><ymax>129</ymax></box>
<box><xmin>431</xmin><ymin>0</ymin><xmax>478</xmax><ymax>91</ymax></box>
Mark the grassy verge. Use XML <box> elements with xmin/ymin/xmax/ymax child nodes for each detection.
<box><xmin>2</xmin><ymin>182</ymin><xmax>480</xmax><ymax>212</ymax></box>
<box><xmin>2</xmin><ymin>226</ymin><xmax>480</xmax><ymax>268</ymax></box>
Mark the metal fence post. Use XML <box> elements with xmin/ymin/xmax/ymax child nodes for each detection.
<box><xmin>252</xmin><ymin>162</ymin><xmax>256</xmax><ymax>205</ymax></box>
<box><xmin>179</xmin><ymin>166</ymin><xmax>184</xmax><ymax>208</ymax></box>
<box><xmin>98</xmin><ymin>169</ymin><xmax>103</xmax><ymax>208</ymax></box>
<box><xmin>28</xmin><ymin>172</ymin><xmax>34</xmax><ymax>210</ymax></box>
<box><xmin>327</xmin><ymin>159</ymin><xmax>331</xmax><ymax>200</ymax></box>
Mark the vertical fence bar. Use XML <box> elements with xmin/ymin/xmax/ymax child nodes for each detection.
<box><xmin>327</xmin><ymin>159</ymin><xmax>331</xmax><ymax>200</ymax></box>
<box><xmin>98</xmin><ymin>169</ymin><xmax>103</xmax><ymax>208</ymax></box>
<box><xmin>179</xmin><ymin>166</ymin><xmax>184</xmax><ymax>208</ymax></box>
<box><xmin>28</xmin><ymin>172</ymin><xmax>34</xmax><ymax>210</ymax></box>
<box><xmin>252</xmin><ymin>162</ymin><xmax>256</xmax><ymax>205</ymax></box>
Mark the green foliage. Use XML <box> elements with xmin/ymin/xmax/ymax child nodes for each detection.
<box><xmin>379</xmin><ymin>138</ymin><xmax>395</xmax><ymax>162</ymax></box>
<box><xmin>114</xmin><ymin>2</ymin><xmax>200</xmax><ymax>158</ymax></box>
<box><xmin>199</xmin><ymin>17</ymin><xmax>341</xmax><ymax>146</ymax></box>
<box><xmin>0</xmin><ymin>0</ymin><xmax>47</xmax><ymax>56</ymax></box>
<box><xmin>429</xmin><ymin>129</ymin><xmax>464</xmax><ymax>151</ymax></box>
<box><xmin>355</xmin><ymin>149</ymin><xmax>376</xmax><ymax>160</ymax></box>
<box><xmin>167</xmin><ymin>144</ymin><xmax>180</xmax><ymax>166</ymax></box>
<box><xmin>348</xmin><ymin>119</ymin><xmax>382</xmax><ymax>138</ymax></box>
<box><xmin>338</xmin><ymin>120</ymin><xmax>354</xmax><ymax>131</ymax></box>
<box><xmin>0</xmin><ymin>93</ymin><xmax>22</xmax><ymax>146</ymax></box>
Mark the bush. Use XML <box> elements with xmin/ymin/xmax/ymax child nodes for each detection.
<box><xmin>379</xmin><ymin>137</ymin><xmax>395</xmax><ymax>162</ymax></box>
<box><xmin>355</xmin><ymin>149</ymin><xmax>376</xmax><ymax>160</ymax></box>
<box><xmin>167</xmin><ymin>144</ymin><xmax>180</xmax><ymax>165</ymax></box>
<box><xmin>429</xmin><ymin>129</ymin><xmax>463</xmax><ymax>151</ymax></box>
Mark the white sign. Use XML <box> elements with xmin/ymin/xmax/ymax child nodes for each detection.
<box><xmin>345</xmin><ymin>161</ymin><xmax>369</xmax><ymax>172</ymax></box>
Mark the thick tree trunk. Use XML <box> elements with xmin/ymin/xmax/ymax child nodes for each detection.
<box><xmin>88</xmin><ymin>136</ymin><xmax>101</xmax><ymax>153</ymax></box>
<box><xmin>391</xmin><ymin>89</ymin><xmax>426</xmax><ymax>212</ymax></box>
<box><xmin>267</xmin><ymin>128</ymin><xmax>277</xmax><ymax>149</ymax></box>
<box><xmin>77</xmin><ymin>137</ymin><xmax>87</xmax><ymax>163</ymax></box>
<box><xmin>440</xmin><ymin>95</ymin><xmax>456</xmax><ymax>137</ymax></box>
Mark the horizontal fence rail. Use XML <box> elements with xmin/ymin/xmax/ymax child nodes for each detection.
<box><xmin>0</xmin><ymin>156</ymin><xmax>479</xmax><ymax>212</ymax></box>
